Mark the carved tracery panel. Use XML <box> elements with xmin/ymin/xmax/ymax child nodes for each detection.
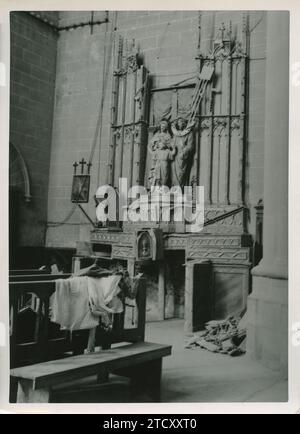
<box><xmin>107</xmin><ymin>37</ymin><xmax>149</xmax><ymax>189</ymax></box>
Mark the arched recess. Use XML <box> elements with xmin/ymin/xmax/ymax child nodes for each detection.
<box><xmin>9</xmin><ymin>142</ymin><xmax>32</xmax><ymax>202</ymax></box>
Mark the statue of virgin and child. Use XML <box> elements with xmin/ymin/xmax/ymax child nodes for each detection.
<box><xmin>148</xmin><ymin>117</ymin><xmax>195</xmax><ymax>190</ymax></box>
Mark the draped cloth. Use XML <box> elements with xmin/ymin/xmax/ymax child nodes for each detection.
<box><xmin>50</xmin><ymin>275</ymin><xmax>123</xmax><ymax>332</ymax></box>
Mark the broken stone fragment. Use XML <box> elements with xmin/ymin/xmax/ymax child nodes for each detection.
<box><xmin>221</xmin><ymin>338</ymin><xmax>234</xmax><ymax>351</ymax></box>
<box><xmin>229</xmin><ymin>347</ymin><xmax>245</xmax><ymax>357</ymax></box>
<box><xmin>184</xmin><ymin>336</ymin><xmax>200</xmax><ymax>347</ymax></box>
<box><xmin>232</xmin><ymin>332</ymin><xmax>246</xmax><ymax>347</ymax></box>
<box><xmin>198</xmin><ymin>339</ymin><xmax>221</xmax><ymax>352</ymax></box>
<box><xmin>196</xmin><ymin>330</ymin><xmax>208</xmax><ymax>337</ymax></box>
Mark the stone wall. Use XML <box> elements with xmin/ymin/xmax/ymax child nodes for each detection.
<box><xmin>10</xmin><ymin>12</ymin><xmax>57</xmax><ymax>247</ymax></box>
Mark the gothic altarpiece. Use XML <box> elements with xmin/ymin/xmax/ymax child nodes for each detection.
<box><xmin>74</xmin><ymin>17</ymin><xmax>252</xmax><ymax>332</ymax></box>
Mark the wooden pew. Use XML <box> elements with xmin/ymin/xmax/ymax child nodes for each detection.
<box><xmin>9</xmin><ymin>275</ymin><xmax>73</xmax><ymax>369</ymax></box>
<box><xmin>9</xmin><ymin>273</ymin><xmax>171</xmax><ymax>402</ymax></box>
<box><xmin>9</xmin><ymin>274</ymin><xmax>146</xmax><ymax>368</ymax></box>
<box><xmin>10</xmin><ymin>273</ymin><xmax>71</xmax><ymax>310</ymax></box>
<box><xmin>9</xmin><ymin>269</ymin><xmax>49</xmax><ymax>276</ymax></box>
<box><xmin>10</xmin><ymin>273</ymin><xmax>71</xmax><ymax>282</ymax></box>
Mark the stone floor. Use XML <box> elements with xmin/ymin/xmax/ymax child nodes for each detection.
<box><xmin>146</xmin><ymin>319</ymin><xmax>288</xmax><ymax>403</ymax></box>
<box><xmin>53</xmin><ymin>318</ymin><xmax>288</xmax><ymax>403</ymax></box>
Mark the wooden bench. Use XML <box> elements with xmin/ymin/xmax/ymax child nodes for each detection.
<box><xmin>10</xmin><ymin>342</ymin><xmax>172</xmax><ymax>402</ymax></box>
<box><xmin>9</xmin><ymin>269</ymin><xmax>49</xmax><ymax>276</ymax></box>
<box><xmin>9</xmin><ymin>272</ymin><xmax>172</xmax><ymax>402</ymax></box>
<box><xmin>9</xmin><ymin>273</ymin><xmax>147</xmax><ymax>367</ymax></box>
<box><xmin>9</xmin><ymin>274</ymin><xmax>74</xmax><ymax>370</ymax></box>
<box><xmin>10</xmin><ymin>273</ymin><xmax>71</xmax><ymax>282</ymax></box>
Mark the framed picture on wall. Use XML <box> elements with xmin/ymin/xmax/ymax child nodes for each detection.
<box><xmin>71</xmin><ymin>174</ymin><xmax>90</xmax><ymax>203</ymax></box>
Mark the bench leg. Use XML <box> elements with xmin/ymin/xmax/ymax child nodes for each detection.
<box><xmin>131</xmin><ymin>358</ymin><xmax>162</xmax><ymax>402</ymax></box>
<box><xmin>10</xmin><ymin>377</ymin><xmax>18</xmax><ymax>403</ymax></box>
<box><xmin>96</xmin><ymin>343</ymin><xmax>111</xmax><ymax>383</ymax></box>
<box><xmin>148</xmin><ymin>358</ymin><xmax>162</xmax><ymax>402</ymax></box>
<box><xmin>17</xmin><ymin>379</ymin><xmax>51</xmax><ymax>403</ymax></box>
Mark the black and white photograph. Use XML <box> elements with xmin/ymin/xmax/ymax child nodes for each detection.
<box><xmin>1</xmin><ymin>1</ymin><xmax>299</xmax><ymax>414</ymax></box>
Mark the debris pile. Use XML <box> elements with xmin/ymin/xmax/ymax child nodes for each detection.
<box><xmin>185</xmin><ymin>313</ymin><xmax>247</xmax><ymax>357</ymax></box>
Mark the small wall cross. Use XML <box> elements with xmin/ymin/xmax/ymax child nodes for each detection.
<box><xmin>79</xmin><ymin>158</ymin><xmax>86</xmax><ymax>174</ymax></box>
<box><xmin>73</xmin><ymin>161</ymin><xmax>78</xmax><ymax>174</ymax></box>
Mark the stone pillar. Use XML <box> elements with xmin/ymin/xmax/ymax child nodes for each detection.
<box><xmin>184</xmin><ymin>262</ymin><xmax>194</xmax><ymax>334</ymax></box>
<box><xmin>158</xmin><ymin>262</ymin><xmax>165</xmax><ymax>321</ymax></box>
<box><xmin>127</xmin><ymin>258</ymin><xmax>135</xmax><ymax>277</ymax></box>
<box><xmin>246</xmin><ymin>12</ymin><xmax>288</xmax><ymax>375</ymax></box>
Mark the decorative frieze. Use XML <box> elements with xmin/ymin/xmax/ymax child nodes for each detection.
<box><xmin>112</xmin><ymin>244</ymin><xmax>134</xmax><ymax>259</ymax></box>
<box><xmin>164</xmin><ymin>237</ymin><xmax>187</xmax><ymax>249</ymax></box>
<box><xmin>188</xmin><ymin>236</ymin><xmax>241</xmax><ymax>248</ymax></box>
<box><xmin>187</xmin><ymin>247</ymin><xmax>250</xmax><ymax>264</ymax></box>
<box><xmin>90</xmin><ymin>230</ymin><xmax>134</xmax><ymax>245</ymax></box>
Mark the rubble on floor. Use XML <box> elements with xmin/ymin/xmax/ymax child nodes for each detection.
<box><xmin>185</xmin><ymin>313</ymin><xmax>247</xmax><ymax>356</ymax></box>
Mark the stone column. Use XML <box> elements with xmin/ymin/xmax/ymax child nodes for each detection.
<box><xmin>158</xmin><ymin>263</ymin><xmax>165</xmax><ymax>321</ymax></box>
<box><xmin>246</xmin><ymin>12</ymin><xmax>289</xmax><ymax>375</ymax></box>
<box><xmin>184</xmin><ymin>262</ymin><xmax>194</xmax><ymax>333</ymax></box>
<box><xmin>127</xmin><ymin>258</ymin><xmax>135</xmax><ymax>277</ymax></box>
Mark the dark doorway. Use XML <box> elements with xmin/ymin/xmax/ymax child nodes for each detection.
<box><xmin>192</xmin><ymin>262</ymin><xmax>212</xmax><ymax>331</ymax></box>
